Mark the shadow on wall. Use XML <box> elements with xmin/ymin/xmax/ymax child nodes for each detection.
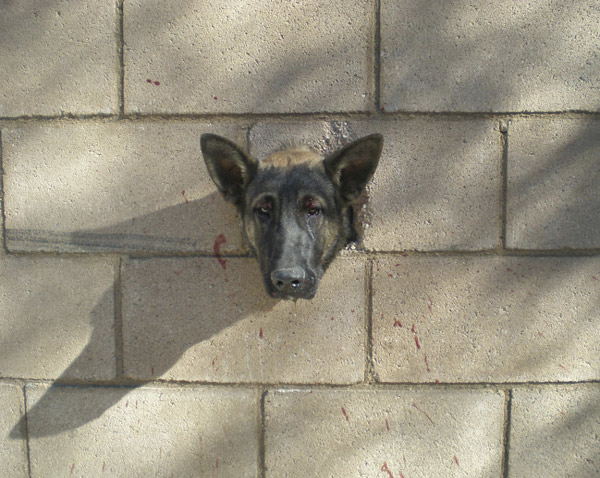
<box><xmin>10</xmin><ymin>196</ymin><xmax>276</xmax><ymax>439</ymax></box>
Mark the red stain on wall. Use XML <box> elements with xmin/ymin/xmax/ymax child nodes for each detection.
<box><xmin>213</xmin><ymin>234</ymin><xmax>227</xmax><ymax>270</ymax></box>
<box><xmin>380</xmin><ymin>462</ymin><xmax>394</xmax><ymax>478</ymax></box>
<box><xmin>341</xmin><ymin>407</ymin><xmax>350</xmax><ymax>422</ymax></box>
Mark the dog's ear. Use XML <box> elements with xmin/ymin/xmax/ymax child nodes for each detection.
<box><xmin>201</xmin><ymin>134</ymin><xmax>257</xmax><ymax>205</ymax></box>
<box><xmin>324</xmin><ymin>134</ymin><xmax>383</xmax><ymax>204</ymax></box>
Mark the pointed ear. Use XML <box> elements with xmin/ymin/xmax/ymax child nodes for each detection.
<box><xmin>201</xmin><ymin>134</ymin><xmax>257</xmax><ymax>205</ymax></box>
<box><xmin>324</xmin><ymin>134</ymin><xmax>383</xmax><ymax>203</ymax></box>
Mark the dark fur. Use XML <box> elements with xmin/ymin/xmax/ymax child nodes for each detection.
<box><xmin>201</xmin><ymin>133</ymin><xmax>383</xmax><ymax>300</ymax></box>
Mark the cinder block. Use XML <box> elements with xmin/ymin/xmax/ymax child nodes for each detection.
<box><xmin>0</xmin><ymin>383</ymin><xmax>28</xmax><ymax>478</ymax></box>
<box><xmin>124</xmin><ymin>0</ymin><xmax>373</xmax><ymax>114</ymax></box>
<box><xmin>122</xmin><ymin>255</ymin><xmax>366</xmax><ymax>383</ymax></box>
<box><xmin>26</xmin><ymin>384</ymin><xmax>258</xmax><ymax>478</ymax></box>
<box><xmin>0</xmin><ymin>256</ymin><xmax>115</xmax><ymax>380</ymax></box>
<box><xmin>372</xmin><ymin>256</ymin><xmax>600</xmax><ymax>383</ymax></box>
<box><xmin>381</xmin><ymin>0</ymin><xmax>600</xmax><ymax>112</ymax></box>
<box><xmin>3</xmin><ymin>123</ymin><xmax>245</xmax><ymax>253</ymax></box>
<box><xmin>0</xmin><ymin>0</ymin><xmax>118</xmax><ymax>117</ymax></box>
<box><xmin>265</xmin><ymin>388</ymin><xmax>504</xmax><ymax>476</ymax></box>
<box><xmin>509</xmin><ymin>386</ymin><xmax>600</xmax><ymax>478</ymax></box>
<box><xmin>507</xmin><ymin>118</ymin><xmax>600</xmax><ymax>249</ymax></box>
<box><xmin>250</xmin><ymin>119</ymin><xmax>502</xmax><ymax>251</ymax></box>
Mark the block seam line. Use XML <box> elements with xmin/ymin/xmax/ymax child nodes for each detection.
<box><xmin>114</xmin><ymin>257</ymin><xmax>125</xmax><ymax>378</ymax></box>
<box><xmin>501</xmin><ymin>389</ymin><xmax>513</xmax><ymax>478</ymax></box>
<box><xmin>116</xmin><ymin>0</ymin><xmax>125</xmax><ymax>118</ymax></box>
<box><xmin>373</xmin><ymin>0</ymin><xmax>382</xmax><ymax>113</ymax></box>
<box><xmin>500</xmin><ymin>119</ymin><xmax>510</xmax><ymax>249</ymax></box>
<box><xmin>259</xmin><ymin>388</ymin><xmax>268</xmax><ymax>478</ymax></box>
<box><xmin>21</xmin><ymin>384</ymin><xmax>33</xmax><ymax>478</ymax></box>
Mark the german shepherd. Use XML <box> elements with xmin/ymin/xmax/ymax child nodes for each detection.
<box><xmin>201</xmin><ymin>133</ymin><xmax>383</xmax><ymax>300</ymax></box>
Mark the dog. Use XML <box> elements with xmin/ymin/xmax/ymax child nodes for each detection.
<box><xmin>201</xmin><ymin>133</ymin><xmax>383</xmax><ymax>300</ymax></box>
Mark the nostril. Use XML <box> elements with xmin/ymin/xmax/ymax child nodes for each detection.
<box><xmin>276</xmin><ymin>280</ymin><xmax>284</xmax><ymax>288</ymax></box>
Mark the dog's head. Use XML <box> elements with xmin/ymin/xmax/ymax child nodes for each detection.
<box><xmin>201</xmin><ymin>133</ymin><xmax>382</xmax><ymax>300</ymax></box>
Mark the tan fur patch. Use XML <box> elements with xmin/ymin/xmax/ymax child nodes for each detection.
<box><xmin>260</xmin><ymin>148</ymin><xmax>323</xmax><ymax>169</ymax></box>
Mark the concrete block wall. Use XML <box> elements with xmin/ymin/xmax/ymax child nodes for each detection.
<box><xmin>1</xmin><ymin>1</ymin><xmax>598</xmax><ymax>477</ymax></box>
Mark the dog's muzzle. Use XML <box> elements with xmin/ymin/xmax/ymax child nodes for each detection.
<box><xmin>270</xmin><ymin>267</ymin><xmax>317</xmax><ymax>300</ymax></box>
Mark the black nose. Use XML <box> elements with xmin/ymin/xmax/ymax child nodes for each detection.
<box><xmin>270</xmin><ymin>267</ymin><xmax>313</xmax><ymax>297</ymax></box>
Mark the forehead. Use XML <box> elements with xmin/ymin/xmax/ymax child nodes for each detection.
<box><xmin>246</xmin><ymin>159</ymin><xmax>336</xmax><ymax>204</ymax></box>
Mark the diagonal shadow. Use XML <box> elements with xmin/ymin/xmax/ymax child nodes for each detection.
<box><xmin>10</xmin><ymin>196</ymin><xmax>275</xmax><ymax>439</ymax></box>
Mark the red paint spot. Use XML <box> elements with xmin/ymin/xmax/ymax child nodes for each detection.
<box><xmin>380</xmin><ymin>462</ymin><xmax>393</xmax><ymax>478</ymax></box>
<box><xmin>454</xmin><ymin>455</ymin><xmax>460</xmax><ymax>467</ymax></box>
<box><xmin>213</xmin><ymin>234</ymin><xmax>227</xmax><ymax>270</ymax></box>
<box><xmin>351</xmin><ymin>309</ymin><xmax>355</xmax><ymax>313</ymax></box>
<box><xmin>424</xmin><ymin>353</ymin><xmax>431</xmax><ymax>372</ymax></box>
<box><xmin>331</xmin><ymin>316</ymin><xmax>334</xmax><ymax>321</ymax></box>
<box><xmin>70</xmin><ymin>463</ymin><xmax>76</xmax><ymax>475</ymax></box>
<box><xmin>414</xmin><ymin>335</ymin><xmax>421</xmax><ymax>350</ymax></box>
<box><xmin>213</xmin><ymin>96</ymin><xmax>218</xmax><ymax>100</ymax></box>
<box><xmin>435</xmin><ymin>379</ymin><xmax>440</xmax><ymax>384</ymax></box>
<box><xmin>412</xmin><ymin>403</ymin><xmax>434</xmax><ymax>424</ymax></box>
<box><xmin>181</xmin><ymin>190</ymin><xmax>189</xmax><ymax>203</ymax></box>
<box><xmin>395</xmin><ymin>263</ymin><xmax>400</xmax><ymax>267</ymax></box>
<box><xmin>125</xmin><ymin>400</ymin><xmax>129</xmax><ymax>407</ymax></box>
<box><xmin>393</xmin><ymin>319</ymin><xmax>402</xmax><ymax>328</ymax></box>
<box><xmin>381</xmin><ymin>106</ymin><xmax>386</xmax><ymax>112</ymax></box>
<box><xmin>385</xmin><ymin>418</ymin><xmax>390</xmax><ymax>431</ymax></box>
<box><xmin>146</xmin><ymin>79</ymin><xmax>160</xmax><ymax>86</ymax></box>
<box><xmin>388</xmin><ymin>273</ymin><xmax>393</xmax><ymax>278</ymax></box>
<box><xmin>411</xmin><ymin>324</ymin><xmax>416</xmax><ymax>334</ymax></box>
<box><xmin>341</xmin><ymin>407</ymin><xmax>350</xmax><ymax>422</ymax></box>
<box><xmin>426</xmin><ymin>293</ymin><xmax>433</xmax><ymax>313</ymax></box>
<box><xmin>506</xmin><ymin>267</ymin><xmax>513</xmax><ymax>272</ymax></box>
<box><xmin>259</xmin><ymin>327</ymin><xmax>264</xmax><ymax>339</ymax></box>
<box><xmin>402</xmin><ymin>253</ymin><xmax>409</xmax><ymax>257</ymax></box>
<box><xmin>154</xmin><ymin>81</ymin><xmax>160</xmax><ymax>86</ymax></box>
<box><xmin>146</xmin><ymin>79</ymin><xmax>152</xmax><ymax>83</ymax></box>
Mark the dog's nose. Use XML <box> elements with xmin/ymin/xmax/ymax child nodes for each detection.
<box><xmin>271</xmin><ymin>267</ymin><xmax>308</xmax><ymax>295</ymax></box>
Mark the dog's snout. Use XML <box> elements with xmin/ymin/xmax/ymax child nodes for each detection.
<box><xmin>271</xmin><ymin>267</ymin><xmax>305</xmax><ymax>290</ymax></box>
<box><xmin>270</xmin><ymin>267</ymin><xmax>316</xmax><ymax>298</ymax></box>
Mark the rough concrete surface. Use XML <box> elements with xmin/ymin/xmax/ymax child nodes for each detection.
<box><xmin>381</xmin><ymin>0</ymin><xmax>600</xmax><ymax>112</ymax></box>
<box><xmin>122</xmin><ymin>255</ymin><xmax>366</xmax><ymax>384</ymax></box>
<box><xmin>3</xmin><ymin>123</ymin><xmax>246</xmax><ymax>253</ymax></box>
<box><xmin>0</xmin><ymin>256</ymin><xmax>115</xmax><ymax>380</ymax></box>
<box><xmin>26</xmin><ymin>384</ymin><xmax>258</xmax><ymax>478</ymax></box>
<box><xmin>0</xmin><ymin>0</ymin><xmax>118</xmax><ymax>117</ymax></box>
<box><xmin>1</xmin><ymin>0</ymin><xmax>599</xmax><ymax>476</ymax></box>
<box><xmin>0</xmin><ymin>383</ymin><xmax>28</xmax><ymax>478</ymax></box>
<box><xmin>507</xmin><ymin>118</ymin><xmax>600</xmax><ymax>249</ymax></box>
<box><xmin>124</xmin><ymin>0</ymin><xmax>374</xmax><ymax>114</ymax></box>
<box><xmin>372</xmin><ymin>255</ymin><xmax>600</xmax><ymax>383</ymax></box>
<box><xmin>265</xmin><ymin>388</ymin><xmax>505</xmax><ymax>477</ymax></box>
<box><xmin>509</xmin><ymin>386</ymin><xmax>600</xmax><ymax>478</ymax></box>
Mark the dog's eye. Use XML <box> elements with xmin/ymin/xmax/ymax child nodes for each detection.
<box><xmin>303</xmin><ymin>198</ymin><xmax>321</xmax><ymax>216</ymax></box>
<box><xmin>255</xmin><ymin>201</ymin><xmax>272</xmax><ymax>218</ymax></box>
